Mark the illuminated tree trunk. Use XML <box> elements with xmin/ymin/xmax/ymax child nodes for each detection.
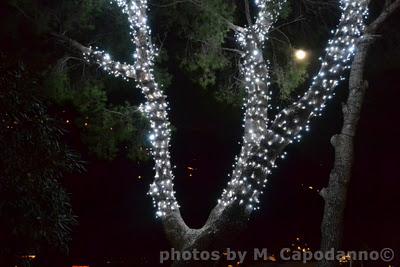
<box><xmin>318</xmin><ymin>1</ymin><xmax>400</xmax><ymax>267</ymax></box>
<box><xmin>56</xmin><ymin>0</ymin><xmax>374</xmax><ymax>266</ymax></box>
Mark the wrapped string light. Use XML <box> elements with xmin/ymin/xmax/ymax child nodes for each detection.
<box><xmin>226</xmin><ymin>0</ymin><xmax>287</xmax><ymax>209</ymax></box>
<box><xmin>83</xmin><ymin>0</ymin><xmax>178</xmax><ymax>217</ymax></box>
<box><xmin>253</xmin><ymin>0</ymin><xmax>287</xmax><ymax>43</ymax></box>
<box><xmin>219</xmin><ymin>0</ymin><xmax>369</xmax><ymax>212</ymax></box>
<box><xmin>79</xmin><ymin>0</ymin><xmax>369</xmax><ymax>218</ymax></box>
<box><xmin>83</xmin><ymin>48</ymin><xmax>136</xmax><ymax>79</ymax></box>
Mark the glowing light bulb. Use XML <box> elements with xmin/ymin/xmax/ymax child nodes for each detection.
<box><xmin>294</xmin><ymin>49</ymin><xmax>307</xmax><ymax>61</ymax></box>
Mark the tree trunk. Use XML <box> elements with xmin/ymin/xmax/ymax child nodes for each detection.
<box><xmin>318</xmin><ymin>37</ymin><xmax>370</xmax><ymax>266</ymax></box>
<box><xmin>318</xmin><ymin>1</ymin><xmax>400</xmax><ymax>266</ymax></box>
<box><xmin>169</xmin><ymin>204</ymin><xmax>250</xmax><ymax>267</ymax></box>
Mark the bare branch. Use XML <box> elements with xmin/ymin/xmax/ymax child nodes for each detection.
<box><xmin>150</xmin><ymin>0</ymin><xmax>189</xmax><ymax>8</ymax></box>
<box><xmin>367</xmin><ymin>0</ymin><xmax>400</xmax><ymax>34</ymax></box>
<box><xmin>52</xmin><ymin>32</ymin><xmax>91</xmax><ymax>54</ymax></box>
<box><xmin>225</xmin><ymin>18</ymin><xmax>246</xmax><ymax>33</ymax></box>
<box><xmin>52</xmin><ymin>32</ymin><xmax>137</xmax><ymax>79</ymax></box>
<box><xmin>244</xmin><ymin>0</ymin><xmax>253</xmax><ymax>26</ymax></box>
<box><xmin>221</xmin><ymin>47</ymin><xmax>244</xmax><ymax>56</ymax></box>
<box><xmin>270</xmin><ymin>16</ymin><xmax>305</xmax><ymax>33</ymax></box>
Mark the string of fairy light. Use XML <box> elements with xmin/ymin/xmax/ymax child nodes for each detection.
<box><xmin>81</xmin><ymin>0</ymin><xmax>369</xmax><ymax>217</ymax></box>
<box><xmin>84</xmin><ymin>0</ymin><xmax>179</xmax><ymax>217</ymax></box>
<box><xmin>226</xmin><ymin>0</ymin><xmax>287</xmax><ymax>211</ymax></box>
<box><xmin>219</xmin><ymin>0</ymin><xmax>369</xmax><ymax>212</ymax></box>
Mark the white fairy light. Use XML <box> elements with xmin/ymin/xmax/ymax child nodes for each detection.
<box><xmin>80</xmin><ymin>0</ymin><xmax>369</xmax><ymax>218</ymax></box>
<box><xmin>218</xmin><ymin>0</ymin><xmax>369</xmax><ymax>212</ymax></box>
<box><xmin>85</xmin><ymin>0</ymin><xmax>179</xmax><ymax>217</ymax></box>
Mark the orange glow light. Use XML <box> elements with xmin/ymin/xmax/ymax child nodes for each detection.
<box><xmin>21</xmin><ymin>255</ymin><xmax>36</xmax><ymax>260</ymax></box>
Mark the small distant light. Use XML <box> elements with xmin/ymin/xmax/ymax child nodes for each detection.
<box><xmin>294</xmin><ymin>49</ymin><xmax>307</xmax><ymax>61</ymax></box>
<box><xmin>21</xmin><ymin>255</ymin><xmax>36</xmax><ymax>260</ymax></box>
<box><xmin>66</xmin><ymin>120</ymin><xmax>70</xmax><ymax>124</ymax></box>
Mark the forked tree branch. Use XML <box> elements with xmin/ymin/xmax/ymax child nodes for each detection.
<box><xmin>218</xmin><ymin>0</ymin><xmax>369</xmax><ymax>214</ymax></box>
<box><xmin>366</xmin><ymin>0</ymin><xmax>400</xmax><ymax>34</ymax></box>
<box><xmin>64</xmin><ymin>0</ymin><xmax>374</xmax><ymax>251</ymax></box>
<box><xmin>186</xmin><ymin>1</ymin><xmax>370</xmax><ymax>250</ymax></box>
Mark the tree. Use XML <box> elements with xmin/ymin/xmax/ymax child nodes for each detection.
<box><xmin>0</xmin><ymin>57</ymin><xmax>83</xmax><ymax>266</ymax></box>
<box><xmin>318</xmin><ymin>1</ymin><xmax>400</xmax><ymax>267</ymax></box>
<box><xmin>64</xmin><ymin>0</ymin><xmax>371</xmax><ymax>265</ymax></box>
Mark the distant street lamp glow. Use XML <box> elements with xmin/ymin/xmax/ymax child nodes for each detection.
<box><xmin>294</xmin><ymin>49</ymin><xmax>307</xmax><ymax>61</ymax></box>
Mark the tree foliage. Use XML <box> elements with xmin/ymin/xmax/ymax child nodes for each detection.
<box><xmin>1</xmin><ymin>0</ymin><xmax>340</xmax><ymax>159</ymax></box>
<box><xmin>3</xmin><ymin>0</ymin><xmax>151</xmax><ymax>161</ymax></box>
<box><xmin>0</xmin><ymin>58</ymin><xmax>82</xmax><ymax>259</ymax></box>
<box><xmin>44</xmin><ymin>72</ymin><xmax>149</xmax><ymax>161</ymax></box>
<box><xmin>153</xmin><ymin>0</ymin><xmax>316</xmax><ymax>105</ymax></box>
<box><xmin>155</xmin><ymin>0</ymin><xmax>236</xmax><ymax>88</ymax></box>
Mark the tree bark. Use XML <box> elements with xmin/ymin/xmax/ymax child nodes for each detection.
<box><xmin>318</xmin><ymin>39</ymin><xmax>370</xmax><ymax>267</ymax></box>
<box><xmin>170</xmin><ymin>204</ymin><xmax>250</xmax><ymax>267</ymax></box>
<box><xmin>318</xmin><ymin>1</ymin><xmax>400</xmax><ymax>267</ymax></box>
